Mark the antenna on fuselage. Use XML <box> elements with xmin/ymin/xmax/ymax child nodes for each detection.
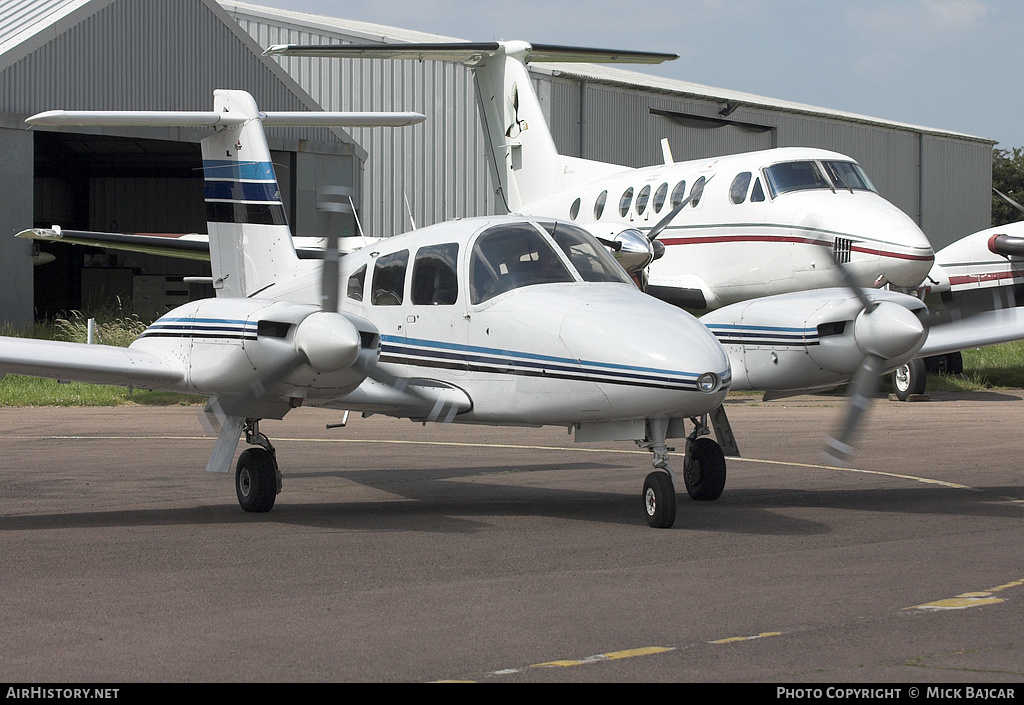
<box><xmin>661</xmin><ymin>138</ymin><xmax>674</xmax><ymax>166</ymax></box>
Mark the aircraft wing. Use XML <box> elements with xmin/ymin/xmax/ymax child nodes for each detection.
<box><xmin>918</xmin><ymin>307</ymin><xmax>1024</xmax><ymax>358</ymax></box>
<box><xmin>17</xmin><ymin>228</ymin><xmax>211</xmax><ymax>261</ymax></box>
<box><xmin>0</xmin><ymin>337</ymin><xmax>184</xmax><ymax>389</ymax></box>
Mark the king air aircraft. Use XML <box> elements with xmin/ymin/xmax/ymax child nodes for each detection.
<box><xmin>2</xmin><ymin>89</ymin><xmax>734</xmax><ymax>529</ymax></box>
<box><xmin>265</xmin><ymin>40</ymin><xmax>1024</xmax><ymax>462</ymax></box>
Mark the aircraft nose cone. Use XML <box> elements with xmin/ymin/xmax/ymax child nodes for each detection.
<box><xmin>854</xmin><ymin>301</ymin><xmax>926</xmax><ymax>360</ymax></box>
<box><xmin>559</xmin><ymin>292</ymin><xmax>731</xmax><ymax>417</ymax></box>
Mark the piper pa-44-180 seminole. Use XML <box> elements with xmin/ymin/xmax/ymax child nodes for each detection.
<box><xmin>2</xmin><ymin>89</ymin><xmax>734</xmax><ymax>528</ymax></box>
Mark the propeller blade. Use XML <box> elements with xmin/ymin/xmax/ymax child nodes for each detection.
<box><xmin>646</xmin><ymin>175</ymin><xmax>712</xmax><ymax>242</ymax></box>
<box><xmin>831</xmin><ymin>252</ymin><xmax>877</xmax><ymax>313</ymax></box>
<box><xmin>994</xmin><ymin>188</ymin><xmax>1024</xmax><ymax>217</ymax></box>
<box><xmin>823</xmin><ymin>354</ymin><xmax>884</xmax><ymax>466</ymax></box>
<box><xmin>317</xmin><ymin>186</ymin><xmax>350</xmax><ymax>312</ymax></box>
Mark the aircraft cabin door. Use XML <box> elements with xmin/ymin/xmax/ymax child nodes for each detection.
<box><xmin>406</xmin><ymin>242</ymin><xmax>467</xmax><ymax>377</ymax></box>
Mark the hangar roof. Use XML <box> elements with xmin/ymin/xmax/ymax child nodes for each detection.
<box><xmin>220</xmin><ymin>0</ymin><xmax>993</xmax><ymax>145</ymax></box>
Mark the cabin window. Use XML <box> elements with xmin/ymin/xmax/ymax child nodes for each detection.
<box><xmin>346</xmin><ymin>264</ymin><xmax>366</xmax><ymax>302</ymax></box>
<box><xmin>636</xmin><ymin>185</ymin><xmax>651</xmax><ymax>215</ymax></box>
<box><xmin>619</xmin><ymin>188</ymin><xmax>634</xmax><ymax>217</ymax></box>
<box><xmin>729</xmin><ymin>172</ymin><xmax>752</xmax><ymax>204</ymax></box>
<box><xmin>469</xmin><ymin>224</ymin><xmax>573</xmax><ymax>304</ymax></box>
<box><xmin>764</xmin><ymin>160</ymin><xmax>831</xmax><ymax>197</ymax></box>
<box><xmin>653</xmin><ymin>183</ymin><xmax>668</xmax><ymax>213</ymax></box>
<box><xmin>540</xmin><ymin>221</ymin><xmax>634</xmax><ymax>285</ymax></box>
<box><xmin>412</xmin><ymin>243</ymin><xmax>459</xmax><ymax>305</ymax></box>
<box><xmin>751</xmin><ymin>178</ymin><xmax>766</xmax><ymax>202</ymax></box>
<box><xmin>594</xmin><ymin>190</ymin><xmax>608</xmax><ymax>219</ymax></box>
<box><xmin>670</xmin><ymin>180</ymin><xmax>687</xmax><ymax>208</ymax></box>
<box><xmin>371</xmin><ymin>250</ymin><xmax>408</xmax><ymax>306</ymax></box>
<box><xmin>821</xmin><ymin>161</ymin><xmax>877</xmax><ymax>192</ymax></box>
<box><xmin>690</xmin><ymin>176</ymin><xmax>706</xmax><ymax>207</ymax></box>
<box><xmin>569</xmin><ymin>197</ymin><xmax>581</xmax><ymax>220</ymax></box>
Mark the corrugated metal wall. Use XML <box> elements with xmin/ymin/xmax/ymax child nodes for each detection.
<box><xmin>234</xmin><ymin>14</ymin><xmax>496</xmax><ymax>239</ymax></box>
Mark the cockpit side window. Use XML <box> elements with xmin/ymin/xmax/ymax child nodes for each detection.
<box><xmin>729</xmin><ymin>172</ymin><xmax>752</xmax><ymax>204</ymax></box>
<box><xmin>540</xmin><ymin>221</ymin><xmax>634</xmax><ymax>285</ymax></box>
<box><xmin>469</xmin><ymin>224</ymin><xmax>573</xmax><ymax>304</ymax></box>
<box><xmin>750</xmin><ymin>178</ymin><xmax>766</xmax><ymax>202</ymax></box>
<box><xmin>371</xmin><ymin>250</ymin><xmax>409</xmax><ymax>306</ymax></box>
<box><xmin>347</xmin><ymin>264</ymin><xmax>366</xmax><ymax>302</ymax></box>
<box><xmin>412</xmin><ymin>243</ymin><xmax>459</xmax><ymax>305</ymax></box>
<box><xmin>763</xmin><ymin>161</ymin><xmax>831</xmax><ymax>197</ymax></box>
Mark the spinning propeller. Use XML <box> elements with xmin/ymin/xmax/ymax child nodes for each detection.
<box><xmin>822</xmin><ymin>260</ymin><xmax>927</xmax><ymax>466</ymax></box>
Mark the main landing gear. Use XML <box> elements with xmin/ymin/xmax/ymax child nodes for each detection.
<box><xmin>639</xmin><ymin>415</ymin><xmax>728</xmax><ymax>529</ymax></box>
<box><xmin>235</xmin><ymin>419</ymin><xmax>281</xmax><ymax>513</ymax></box>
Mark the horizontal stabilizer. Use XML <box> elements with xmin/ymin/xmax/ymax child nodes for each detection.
<box><xmin>0</xmin><ymin>337</ymin><xmax>183</xmax><ymax>389</ymax></box>
<box><xmin>18</xmin><ymin>228</ymin><xmax>210</xmax><ymax>261</ymax></box>
<box><xmin>27</xmin><ymin>110</ymin><xmax>424</xmax><ymax>128</ymax></box>
<box><xmin>265</xmin><ymin>41</ymin><xmax>677</xmax><ymax>65</ymax></box>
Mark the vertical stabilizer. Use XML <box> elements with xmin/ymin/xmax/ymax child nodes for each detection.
<box><xmin>202</xmin><ymin>90</ymin><xmax>300</xmax><ymax>298</ymax></box>
<box><xmin>470</xmin><ymin>42</ymin><xmax>566</xmax><ymax>213</ymax></box>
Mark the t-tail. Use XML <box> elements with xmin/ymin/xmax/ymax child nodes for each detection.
<box><xmin>264</xmin><ymin>41</ymin><xmax>676</xmax><ymax>212</ymax></box>
<box><xmin>27</xmin><ymin>92</ymin><xmax>425</xmax><ymax>297</ymax></box>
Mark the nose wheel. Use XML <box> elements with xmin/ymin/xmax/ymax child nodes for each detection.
<box><xmin>643</xmin><ymin>471</ymin><xmax>676</xmax><ymax>528</ymax></box>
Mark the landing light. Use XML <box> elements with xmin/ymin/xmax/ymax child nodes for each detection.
<box><xmin>697</xmin><ymin>373</ymin><xmax>718</xmax><ymax>393</ymax></box>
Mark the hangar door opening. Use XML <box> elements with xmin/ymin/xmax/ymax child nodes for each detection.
<box><xmin>31</xmin><ymin>130</ymin><xmax>296</xmax><ymax>321</ymax></box>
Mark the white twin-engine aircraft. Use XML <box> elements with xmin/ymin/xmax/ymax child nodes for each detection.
<box><xmin>2</xmin><ymin>89</ymin><xmax>734</xmax><ymax>528</ymax></box>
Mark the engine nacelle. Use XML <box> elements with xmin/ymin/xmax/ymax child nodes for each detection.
<box><xmin>131</xmin><ymin>298</ymin><xmax>379</xmax><ymax>416</ymax></box>
<box><xmin>701</xmin><ymin>288</ymin><xmax>926</xmax><ymax>393</ymax></box>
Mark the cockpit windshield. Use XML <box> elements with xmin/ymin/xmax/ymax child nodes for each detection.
<box><xmin>469</xmin><ymin>223</ymin><xmax>574</xmax><ymax>304</ymax></box>
<box><xmin>763</xmin><ymin>161</ymin><xmax>832</xmax><ymax>197</ymax></box>
<box><xmin>764</xmin><ymin>159</ymin><xmax>878</xmax><ymax>198</ymax></box>
<box><xmin>539</xmin><ymin>221</ymin><xmax>634</xmax><ymax>285</ymax></box>
<box><xmin>821</xmin><ymin>161</ymin><xmax>877</xmax><ymax>192</ymax></box>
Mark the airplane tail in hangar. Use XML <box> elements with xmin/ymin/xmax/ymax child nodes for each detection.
<box><xmin>27</xmin><ymin>94</ymin><xmax>425</xmax><ymax>298</ymax></box>
<box><xmin>264</xmin><ymin>41</ymin><xmax>677</xmax><ymax>213</ymax></box>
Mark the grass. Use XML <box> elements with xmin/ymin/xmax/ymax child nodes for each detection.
<box><xmin>0</xmin><ymin>310</ymin><xmax>205</xmax><ymax>408</ymax></box>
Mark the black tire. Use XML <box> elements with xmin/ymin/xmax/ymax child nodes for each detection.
<box><xmin>236</xmin><ymin>447</ymin><xmax>278</xmax><ymax>513</ymax></box>
<box><xmin>683</xmin><ymin>437</ymin><xmax>727</xmax><ymax>501</ymax></box>
<box><xmin>946</xmin><ymin>351</ymin><xmax>963</xmax><ymax>375</ymax></box>
<box><xmin>643</xmin><ymin>471</ymin><xmax>676</xmax><ymax>529</ymax></box>
<box><xmin>892</xmin><ymin>357</ymin><xmax>927</xmax><ymax>401</ymax></box>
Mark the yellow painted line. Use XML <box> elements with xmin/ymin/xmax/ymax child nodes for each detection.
<box><xmin>710</xmin><ymin>631</ymin><xmax>782</xmax><ymax>644</ymax></box>
<box><xmin>908</xmin><ymin>577</ymin><xmax>1024</xmax><ymax>611</ymax></box>
<box><xmin>531</xmin><ymin>646</ymin><xmax>673</xmax><ymax>668</ymax></box>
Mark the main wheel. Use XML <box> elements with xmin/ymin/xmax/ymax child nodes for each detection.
<box><xmin>892</xmin><ymin>357</ymin><xmax>927</xmax><ymax>401</ymax></box>
<box><xmin>235</xmin><ymin>447</ymin><xmax>278</xmax><ymax>513</ymax></box>
<box><xmin>643</xmin><ymin>471</ymin><xmax>676</xmax><ymax>529</ymax></box>
<box><xmin>683</xmin><ymin>437</ymin><xmax>726</xmax><ymax>501</ymax></box>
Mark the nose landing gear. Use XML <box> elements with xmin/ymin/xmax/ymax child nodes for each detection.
<box><xmin>639</xmin><ymin>414</ymin><xmax>728</xmax><ymax>528</ymax></box>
